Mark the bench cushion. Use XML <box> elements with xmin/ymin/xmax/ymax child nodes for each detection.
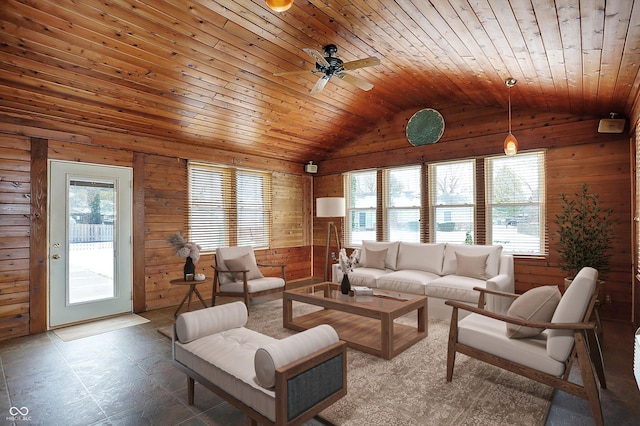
<box><xmin>254</xmin><ymin>324</ymin><xmax>339</xmax><ymax>388</ymax></box>
<box><xmin>176</xmin><ymin>301</ymin><xmax>248</xmax><ymax>343</ymax></box>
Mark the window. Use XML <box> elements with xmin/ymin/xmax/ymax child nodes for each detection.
<box><xmin>345</xmin><ymin>170</ymin><xmax>377</xmax><ymax>245</ymax></box>
<box><xmin>384</xmin><ymin>166</ymin><xmax>421</xmax><ymax>242</ymax></box>
<box><xmin>486</xmin><ymin>151</ymin><xmax>546</xmax><ymax>254</ymax></box>
<box><xmin>429</xmin><ymin>160</ymin><xmax>475</xmax><ymax>244</ymax></box>
<box><xmin>188</xmin><ymin>162</ymin><xmax>272</xmax><ymax>251</ymax></box>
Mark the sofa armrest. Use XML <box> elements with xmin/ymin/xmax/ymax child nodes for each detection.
<box><xmin>274</xmin><ymin>340</ymin><xmax>348</xmax><ymax>424</ymax></box>
<box><xmin>485</xmin><ymin>272</ymin><xmax>515</xmax><ymax>314</ymax></box>
<box><xmin>175</xmin><ymin>301</ymin><xmax>248</xmax><ymax>343</ymax></box>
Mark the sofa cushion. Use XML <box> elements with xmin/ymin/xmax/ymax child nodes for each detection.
<box><xmin>442</xmin><ymin>244</ymin><xmax>502</xmax><ymax>278</ymax></box>
<box><xmin>506</xmin><ymin>286</ymin><xmax>561</xmax><ymax>338</ymax></box>
<box><xmin>396</xmin><ymin>242</ymin><xmax>444</xmax><ymax>275</ymax></box>
<box><xmin>347</xmin><ymin>268</ymin><xmax>389</xmax><ymax>288</ymax></box>
<box><xmin>455</xmin><ymin>252</ymin><xmax>490</xmax><ymax>280</ymax></box>
<box><xmin>254</xmin><ymin>324</ymin><xmax>339</xmax><ymax>389</ymax></box>
<box><xmin>376</xmin><ymin>270</ymin><xmax>440</xmax><ymax>295</ymax></box>
<box><xmin>426</xmin><ymin>275</ymin><xmax>486</xmax><ymax>303</ymax></box>
<box><xmin>219</xmin><ymin>276</ymin><xmax>285</xmax><ymax>294</ymax></box>
<box><xmin>362</xmin><ymin>248</ymin><xmax>388</xmax><ymax>269</ymax></box>
<box><xmin>176</xmin><ymin>301</ymin><xmax>248</xmax><ymax>343</ymax></box>
<box><xmin>225</xmin><ymin>253</ymin><xmax>264</xmax><ymax>281</ymax></box>
<box><xmin>360</xmin><ymin>241</ymin><xmax>400</xmax><ymax>270</ymax></box>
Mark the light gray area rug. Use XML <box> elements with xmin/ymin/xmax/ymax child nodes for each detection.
<box><xmin>162</xmin><ymin>300</ymin><xmax>552</xmax><ymax>425</ymax></box>
<box><xmin>245</xmin><ymin>299</ymin><xmax>552</xmax><ymax>426</ymax></box>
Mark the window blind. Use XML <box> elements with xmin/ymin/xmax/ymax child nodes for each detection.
<box><xmin>485</xmin><ymin>151</ymin><xmax>546</xmax><ymax>254</ymax></box>
<box><xmin>188</xmin><ymin>162</ymin><xmax>272</xmax><ymax>251</ymax></box>
<box><xmin>383</xmin><ymin>165</ymin><xmax>421</xmax><ymax>242</ymax></box>
<box><xmin>345</xmin><ymin>170</ymin><xmax>377</xmax><ymax>246</ymax></box>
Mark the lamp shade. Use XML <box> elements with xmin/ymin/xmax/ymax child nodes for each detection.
<box><xmin>316</xmin><ymin>197</ymin><xmax>345</xmax><ymax>218</ymax></box>
<box><xmin>265</xmin><ymin>0</ymin><xmax>293</xmax><ymax>12</ymax></box>
<box><xmin>504</xmin><ymin>133</ymin><xmax>518</xmax><ymax>156</ymax></box>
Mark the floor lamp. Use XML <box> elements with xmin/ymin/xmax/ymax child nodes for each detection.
<box><xmin>316</xmin><ymin>197</ymin><xmax>345</xmax><ymax>282</ymax></box>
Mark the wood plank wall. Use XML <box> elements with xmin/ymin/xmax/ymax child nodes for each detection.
<box><xmin>313</xmin><ymin>105</ymin><xmax>633</xmax><ymax>321</ymax></box>
<box><xmin>0</xmin><ymin>130</ymin><xmax>312</xmax><ymax>341</ymax></box>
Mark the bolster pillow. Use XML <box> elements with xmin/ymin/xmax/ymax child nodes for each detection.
<box><xmin>254</xmin><ymin>324</ymin><xmax>339</xmax><ymax>389</ymax></box>
<box><xmin>175</xmin><ymin>301</ymin><xmax>248</xmax><ymax>343</ymax></box>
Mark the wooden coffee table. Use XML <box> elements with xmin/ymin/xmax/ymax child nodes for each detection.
<box><xmin>283</xmin><ymin>282</ymin><xmax>427</xmax><ymax>359</ymax></box>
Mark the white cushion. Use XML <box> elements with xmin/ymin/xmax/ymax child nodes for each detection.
<box><xmin>348</xmin><ymin>268</ymin><xmax>389</xmax><ymax>288</ymax></box>
<box><xmin>254</xmin><ymin>324</ymin><xmax>339</xmax><ymax>389</ymax></box>
<box><xmin>396</xmin><ymin>242</ymin><xmax>445</xmax><ymax>275</ymax></box>
<box><xmin>174</xmin><ymin>327</ymin><xmax>278</xmax><ymax>421</ymax></box>
<box><xmin>547</xmin><ymin>267</ymin><xmax>597</xmax><ymax>362</ymax></box>
<box><xmin>455</xmin><ymin>252</ymin><xmax>489</xmax><ymax>280</ymax></box>
<box><xmin>506</xmin><ymin>286</ymin><xmax>561</xmax><ymax>338</ymax></box>
<box><xmin>376</xmin><ymin>270</ymin><xmax>439</xmax><ymax>295</ymax></box>
<box><xmin>225</xmin><ymin>253</ymin><xmax>264</xmax><ymax>281</ymax></box>
<box><xmin>360</xmin><ymin>241</ymin><xmax>400</xmax><ymax>270</ymax></box>
<box><xmin>426</xmin><ymin>275</ymin><xmax>485</xmax><ymax>303</ymax></box>
<box><xmin>176</xmin><ymin>301</ymin><xmax>248</xmax><ymax>343</ymax></box>
<box><xmin>219</xmin><ymin>276</ymin><xmax>284</xmax><ymax>294</ymax></box>
<box><xmin>442</xmin><ymin>244</ymin><xmax>502</xmax><ymax>278</ymax></box>
<box><xmin>458</xmin><ymin>313</ymin><xmax>565</xmax><ymax>377</ymax></box>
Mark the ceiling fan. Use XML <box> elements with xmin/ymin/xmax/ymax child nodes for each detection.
<box><xmin>274</xmin><ymin>44</ymin><xmax>380</xmax><ymax>94</ymax></box>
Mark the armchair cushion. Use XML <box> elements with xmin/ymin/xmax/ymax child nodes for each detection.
<box><xmin>455</xmin><ymin>252</ymin><xmax>490</xmax><ymax>280</ymax></box>
<box><xmin>362</xmin><ymin>248</ymin><xmax>388</xmax><ymax>270</ymax></box>
<box><xmin>225</xmin><ymin>253</ymin><xmax>264</xmax><ymax>281</ymax></box>
<box><xmin>254</xmin><ymin>324</ymin><xmax>339</xmax><ymax>389</ymax></box>
<box><xmin>506</xmin><ymin>286</ymin><xmax>561</xmax><ymax>338</ymax></box>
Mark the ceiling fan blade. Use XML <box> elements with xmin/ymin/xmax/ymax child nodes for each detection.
<box><xmin>273</xmin><ymin>70</ymin><xmax>312</xmax><ymax>76</ymax></box>
<box><xmin>303</xmin><ymin>48</ymin><xmax>330</xmax><ymax>68</ymax></box>
<box><xmin>337</xmin><ymin>73</ymin><xmax>374</xmax><ymax>91</ymax></box>
<box><xmin>310</xmin><ymin>76</ymin><xmax>330</xmax><ymax>94</ymax></box>
<box><xmin>342</xmin><ymin>57</ymin><xmax>381</xmax><ymax>71</ymax></box>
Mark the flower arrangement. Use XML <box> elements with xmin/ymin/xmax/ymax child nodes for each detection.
<box><xmin>338</xmin><ymin>248</ymin><xmax>359</xmax><ymax>275</ymax></box>
<box><xmin>167</xmin><ymin>232</ymin><xmax>202</xmax><ymax>262</ymax></box>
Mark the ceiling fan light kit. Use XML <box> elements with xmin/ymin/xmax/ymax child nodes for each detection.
<box><xmin>504</xmin><ymin>78</ymin><xmax>519</xmax><ymax>156</ymax></box>
<box><xmin>265</xmin><ymin>0</ymin><xmax>293</xmax><ymax>12</ymax></box>
<box><xmin>274</xmin><ymin>44</ymin><xmax>380</xmax><ymax>94</ymax></box>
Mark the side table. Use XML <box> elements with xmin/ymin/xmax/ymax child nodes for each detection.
<box><xmin>170</xmin><ymin>278</ymin><xmax>208</xmax><ymax>317</ymax></box>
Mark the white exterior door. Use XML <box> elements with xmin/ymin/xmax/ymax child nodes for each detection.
<box><xmin>49</xmin><ymin>161</ymin><xmax>133</xmax><ymax>327</ymax></box>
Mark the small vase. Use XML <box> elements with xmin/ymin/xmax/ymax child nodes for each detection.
<box><xmin>341</xmin><ymin>273</ymin><xmax>350</xmax><ymax>295</ymax></box>
<box><xmin>184</xmin><ymin>256</ymin><xmax>195</xmax><ymax>280</ymax></box>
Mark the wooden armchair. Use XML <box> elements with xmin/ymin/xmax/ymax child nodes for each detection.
<box><xmin>212</xmin><ymin>246</ymin><xmax>286</xmax><ymax>314</ymax></box>
<box><xmin>445</xmin><ymin>267</ymin><xmax>606</xmax><ymax>425</ymax></box>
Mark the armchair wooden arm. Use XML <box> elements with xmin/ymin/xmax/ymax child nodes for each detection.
<box><xmin>471</xmin><ymin>286</ymin><xmax>520</xmax><ymax>309</ymax></box>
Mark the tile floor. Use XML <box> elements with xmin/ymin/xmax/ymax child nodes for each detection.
<box><xmin>0</xmin><ymin>297</ymin><xmax>638</xmax><ymax>425</ymax></box>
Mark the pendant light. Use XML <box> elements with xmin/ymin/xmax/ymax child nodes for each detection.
<box><xmin>503</xmin><ymin>78</ymin><xmax>518</xmax><ymax>155</ymax></box>
<box><xmin>265</xmin><ymin>0</ymin><xmax>293</xmax><ymax>12</ymax></box>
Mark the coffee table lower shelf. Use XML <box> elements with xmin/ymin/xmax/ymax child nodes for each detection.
<box><xmin>285</xmin><ymin>308</ymin><xmax>427</xmax><ymax>360</ymax></box>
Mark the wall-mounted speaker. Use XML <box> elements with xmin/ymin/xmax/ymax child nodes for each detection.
<box><xmin>598</xmin><ymin>117</ymin><xmax>625</xmax><ymax>134</ymax></box>
<box><xmin>305</xmin><ymin>161</ymin><xmax>318</xmax><ymax>173</ymax></box>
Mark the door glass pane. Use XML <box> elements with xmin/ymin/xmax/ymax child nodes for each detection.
<box><xmin>68</xmin><ymin>179</ymin><xmax>115</xmax><ymax>304</ymax></box>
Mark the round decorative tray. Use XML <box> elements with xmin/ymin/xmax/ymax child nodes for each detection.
<box><xmin>406</xmin><ymin>108</ymin><xmax>445</xmax><ymax>146</ymax></box>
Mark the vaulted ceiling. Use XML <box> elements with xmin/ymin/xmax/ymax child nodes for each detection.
<box><xmin>1</xmin><ymin>0</ymin><xmax>639</xmax><ymax>164</ymax></box>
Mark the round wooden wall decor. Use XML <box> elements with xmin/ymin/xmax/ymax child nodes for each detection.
<box><xmin>406</xmin><ymin>108</ymin><xmax>445</xmax><ymax>146</ymax></box>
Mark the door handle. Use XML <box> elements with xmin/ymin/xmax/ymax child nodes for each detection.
<box><xmin>52</xmin><ymin>254</ymin><xmax>60</xmax><ymax>260</ymax></box>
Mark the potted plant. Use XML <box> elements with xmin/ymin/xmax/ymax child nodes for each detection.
<box><xmin>554</xmin><ymin>183</ymin><xmax>615</xmax><ymax>296</ymax></box>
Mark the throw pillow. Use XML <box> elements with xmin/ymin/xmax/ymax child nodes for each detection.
<box><xmin>224</xmin><ymin>253</ymin><xmax>264</xmax><ymax>281</ymax></box>
<box><xmin>506</xmin><ymin>285</ymin><xmax>562</xmax><ymax>339</ymax></box>
<box><xmin>455</xmin><ymin>252</ymin><xmax>489</xmax><ymax>280</ymax></box>
<box><xmin>363</xmin><ymin>248</ymin><xmax>388</xmax><ymax>269</ymax></box>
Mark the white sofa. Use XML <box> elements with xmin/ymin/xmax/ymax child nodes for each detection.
<box><xmin>334</xmin><ymin>241</ymin><xmax>514</xmax><ymax>318</ymax></box>
<box><xmin>173</xmin><ymin>302</ymin><xmax>347</xmax><ymax>426</ymax></box>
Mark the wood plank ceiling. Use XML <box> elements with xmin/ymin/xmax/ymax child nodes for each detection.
<box><xmin>1</xmin><ymin>0</ymin><xmax>639</xmax><ymax>164</ymax></box>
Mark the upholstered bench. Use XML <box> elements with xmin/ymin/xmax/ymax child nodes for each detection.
<box><xmin>172</xmin><ymin>301</ymin><xmax>347</xmax><ymax>426</ymax></box>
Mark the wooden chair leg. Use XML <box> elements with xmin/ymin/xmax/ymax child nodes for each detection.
<box><xmin>446</xmin><ymin>307</ymin><xmax>459</xmax><ymax>382</ymax></box>
<box><xmin>187</xmin><ymin>376</ymin><xmax>195</xmax><ymax>405</ymax></box>
<box><xmin>586</xmin><ymin>328</ymin><xmax>607</xmax><ymax>389</ymax></box>
<box><xmin>575</xmin><ymin>330</ymin><xmax>604</xmax><ymax>426</ymax></box>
